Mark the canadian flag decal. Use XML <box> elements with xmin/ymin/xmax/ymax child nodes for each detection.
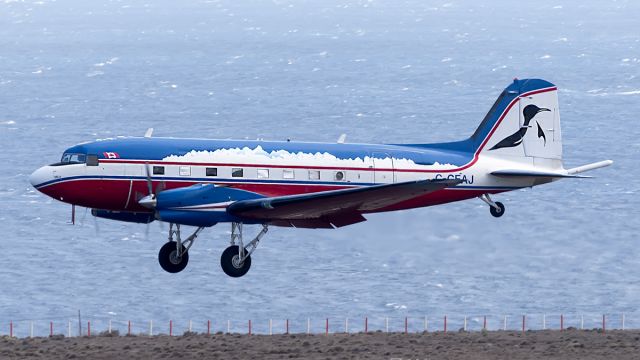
<box><xmin>103</xmin><ymin>152</ymin><xmax>120</xmax><ymax>159</ymax></box>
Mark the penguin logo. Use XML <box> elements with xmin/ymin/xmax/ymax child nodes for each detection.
<box><xmin>490</xmin><ymin>104</ymin><xmax>550</xmax><ymax>150</ymax></box>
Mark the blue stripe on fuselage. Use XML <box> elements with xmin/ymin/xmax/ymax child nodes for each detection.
<box><xmin>62</xmin><ymin>138</ymin><xmax>474</xmax><ymax>166</ymax></box>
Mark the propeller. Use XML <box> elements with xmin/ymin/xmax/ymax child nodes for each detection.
<box><xmin>139</xmin><ymin>163</ymin><xmax>158</xmax><ymax>209</ymax></box>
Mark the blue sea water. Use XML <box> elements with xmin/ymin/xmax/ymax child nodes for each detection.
<box><xmin>0</xmin><ymin>0</ymin><xmax>639</xmax><ymax>336</ymax></box>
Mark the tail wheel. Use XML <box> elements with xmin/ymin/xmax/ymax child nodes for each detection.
<box><xmin>158</xmin><ymin>242</ymin><xmax>189</xmax><ymax>273</ymax></box>
<box><xmin>490</xmin><ymin>201</ymin><xmax>505</xmax><ymax>218</ymax></box>
<box><xmin>220</xmin><ymin>245</ymin><xmax>251</xmax><ymax>278</ymax></box>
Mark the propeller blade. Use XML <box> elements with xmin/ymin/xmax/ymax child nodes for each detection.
<box><xmin>144</xmin><ymin>162</ymin><xmax>154</xmax><ymax>196</ymax></box>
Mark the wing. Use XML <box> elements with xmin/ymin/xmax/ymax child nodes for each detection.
<box><xmin>227</xmin><ymin>179</ymin><xmax>460</xmax><ymax>228</ymax></box>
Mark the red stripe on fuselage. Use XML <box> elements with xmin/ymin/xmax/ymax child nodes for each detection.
<box><xmin>38</xmin><ymin>178</ymin><xmax>503</xmax><ymax>213</ymax></box>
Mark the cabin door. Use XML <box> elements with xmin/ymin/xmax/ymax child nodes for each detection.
<box><xmin>372</xmin><ymin>152</ymin><xmax>395</xmax><ymax>184</ymax></box>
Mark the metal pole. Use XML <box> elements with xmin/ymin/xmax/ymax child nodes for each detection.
<box><xmin>463</xmin><ymin>316</ymin><xmax>467</xmax><ymax>331</ymax></box>
<box><xmin>580</xmin><ymin>315</ymin><xmax>584</xmax><ymax>330</ymax></box>
<box><xmin>307</xmin><ymin>318</ymin><xmax>310</xmax><ymax>335</ymax></box>
<box><xmin>386</xmin><ymin>317</ymin><xmax>389</xmax><ymax>333</ymax></box>
<box><xmin>543</xmin><ymin>314</ymin><xmax>546</xmax><ymax>330</ymax></box>
<box><xmin>67</xmin><ymin>320</ymin><xmax>71</xmax><ymax>338</ymax></box>
<box><xmin>503</xmin><ymin>316</ymin><xmax>507</xmax><ymax>331</ymax></box>
<box><xmin>344</xmin><ymin>318</ymin><xmax>348</xmax><ymax>334</ymax></box>
<box><xmin>31</xmin><ymin>321</ymin><xmax>34</xmax><ymax>338</ymax></box>
<box><xmin>108</xmin><ymin>319</ymin><xmax>112</xmax><ymax>334</ymax></box>
<box><xmin>269</xmin><ymin>319</ymin><xmax>272</xmax><ymax>335</ymax></box>
<box><xmin>149</xmin><ymin>320</ymin><xmax>153</xmax><ymax>336</ymax></box>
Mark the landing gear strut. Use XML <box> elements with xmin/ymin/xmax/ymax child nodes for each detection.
<box><xmin>220</xmin><ymin>222</ymin><xmax>268</xmax><ymax>278</ymax></box>
<box><xmin>479</xmin><ymin>194</ymin><xmax>505</xmax><ymax>218</ymax></box>
<box><xmin>158</xmin><ymin>223</ymin><xmax>204</xmax><ymax>273</ymax></box>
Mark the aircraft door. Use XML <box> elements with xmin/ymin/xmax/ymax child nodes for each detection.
<box><xmin>372</xmin><ymin>152</ymin><xmax>395</xmax><ymax>184</ymax></box>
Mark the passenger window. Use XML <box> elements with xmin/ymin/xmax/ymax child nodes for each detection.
<box><xmin>334</xmin><ymin>171</ymin><xmax>345</xmax><ymax>181</ymax></box>
<box><xmin>179</xmin><ymin>166</ymin><xmax>191</xmax><ymax>176</ymax></box>
<box><xmin>283</xmin><ymin>169</ymin><xmax>295</xmax><ymax>179</ymax></box>
<box><xmin>257</xmin><ymin>169</ymin><xmax>269</xmax><ymax>179</ymax></box>
<box><xmin>153</xmin><ymin>166</ymin><xmax>165</xmax><ymax>175</ymax></box>
<box><xmin>232</xmin><ymin>168</ymin><xmax>243</xmax><ymax>177</ymax></box>
<box><xmin>86</xmin><ymin>155</ymin><xmax>99</xmax><ymax>166</ymax></box>
<box><xmin>308</xmin><ymin>170</ymin><xmax>320</xmax><ymax>180</ymax></box>
<box><xmin>206</xmin><ymin>167</ymin><xmax>218</xmax><ymax>176</ymax></box>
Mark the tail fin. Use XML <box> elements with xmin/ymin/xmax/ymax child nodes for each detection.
<box><xmin>471</xmin><ymin>79</ymin><xmax>562</xmax><ymax>169</ymax></box>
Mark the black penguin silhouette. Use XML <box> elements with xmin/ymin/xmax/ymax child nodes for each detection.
<box><xmin>490</xmin><ymin>104</ymin><xmax>550</xmax><ymax>150</ymax></box>
<box><xmin>536</xmin><ymin>121</ymin><xmax>546</xmax><ymax>145</ymax></box>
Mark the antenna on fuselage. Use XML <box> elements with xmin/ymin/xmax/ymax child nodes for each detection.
<box><xmin>337</xmin><ymin>133</ymin><xmax>347</xmax><ymax>144</ymax></box>
<box><xmin>144</xmin><ymin>128</ymin><xmax>154</xmax><ymax>138</ymax></box>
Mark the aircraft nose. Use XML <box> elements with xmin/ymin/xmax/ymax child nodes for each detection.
<box><xmin>29</xmin><ymin>166</ymin><xmax>52</xmax><ymax>188</ymax></box>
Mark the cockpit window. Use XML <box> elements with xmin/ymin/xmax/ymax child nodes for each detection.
<box><xmin>60</xmin><ymin>153</ymin><xmax>86</xmax><ymax>164</ymax></box>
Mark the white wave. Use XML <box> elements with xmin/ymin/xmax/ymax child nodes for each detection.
<box><xmin>618</xmin><ymin>90</ymin><xmax>640</xmax><ymax>96</ymax></box>
<box><xmin>86</xmin><ymin>70</ymin><xmax>104</xmax><ymax>77</ymax></box>
<box><xmin>162</xmin><ymin>146</ymin><xmax>458</xmax><ymax>170</ymax></box>
<box><xmin>1</xmin><ymin>120</ymin><xmax>16</xmax><ymax>125</ymax></box>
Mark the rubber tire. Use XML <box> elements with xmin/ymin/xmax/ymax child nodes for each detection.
<box><xmin>220</xmin><ymin>245</ymin><xmax>252</xmax><ymax>278</ymax></box>
<box><xmin>490</xmin><ymin>201</ymin><xmax>505</xmax><ymax>218</ymax></box>
<box><xmin>158</xmin><ymin>242</ymin><xmax>189</xmax><ymax>273</ymax></box>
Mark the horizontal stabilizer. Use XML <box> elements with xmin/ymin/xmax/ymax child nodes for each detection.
<box><xmin>491</xmin><ymin>169</ymin><xmax>591</xmax><ymax>178</ymax></box>
<box><xmin>566</xmin><ymin>160</ymin><xmax>613</xmax><ymax>175</ymax></box>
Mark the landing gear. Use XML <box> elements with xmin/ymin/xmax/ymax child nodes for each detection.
<box><xmin>158</xmin><ymin>223</ymin><xmax>204</xmax><ymax>273</ymax></box>
<box><xmin>220</xmin><ymin>222</ymin><xmax>268</xmax><ymax>278</ymax></box>
<box><xmin>220</xmin><ymin>245</ymin><xmax>252</xmax><ymax>278</ymax></box>
<box><xmin>158</xmin><ymin>242</ymin><xmax>189</xmax><ymax>273</ymax></box>
<box><xmin>479</xmin><ymin>194</ymin><xmax>505</xmax><ymax>218</ymax></box>
<box><xmin>490</xmin><ymin>202</ymin><xmax>505</xmax><ymax>218</ymax></box>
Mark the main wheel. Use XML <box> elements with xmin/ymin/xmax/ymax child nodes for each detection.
<box><xmin>490</xmin><ymin>201</ymin><xmax>505</xmax><ymax>218</ymax></box>
<box><xmin>158</xmin><ymin>242</ymin><xmax>189</xmax><ymax>273</ymax></box>
<box><xmin>220</xmin><ymin>245</ymin><xmax>251</xmax><ymax>278</ymax></box>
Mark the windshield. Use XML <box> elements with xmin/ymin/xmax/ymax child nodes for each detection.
<box><xmin>60</xmin><ymin>153</ymin><xmax>86</xmax><ymax>164</ymax></box>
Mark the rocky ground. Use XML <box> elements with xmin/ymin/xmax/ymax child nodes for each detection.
<box><xmin>1</xmin><ymin>329</ymin><xmax>639</xmax><ymax>359</ymax></box>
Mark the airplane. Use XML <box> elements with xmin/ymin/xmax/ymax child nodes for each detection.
<box><xmin>29</xmin><ymin>78</ymin><xmax>612</xmax><ymax>277</ymax></box>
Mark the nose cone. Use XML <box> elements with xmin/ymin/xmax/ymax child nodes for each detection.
<box><xmin>29</xmin><ymin>166</ymin><xmax>52</xmax><ymax>189</ymax></box>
